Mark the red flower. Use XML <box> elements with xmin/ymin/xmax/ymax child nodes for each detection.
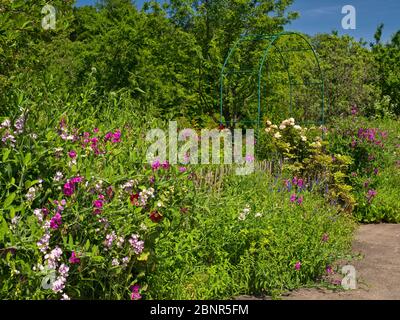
<box><xmin>130</xmin><ymin>193</ymin><xmax>139</xmax><ymax>206</ymax></box>
<box><xmin>149</xmin><ymin>210</ymin><xmax>163</xmax><ymax>223</ymax></box>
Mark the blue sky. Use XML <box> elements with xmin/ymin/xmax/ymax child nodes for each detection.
<box><xmin>76</xmin><ymin>0</ymin><xmax>399</xmax><ymax>43</ymax></box>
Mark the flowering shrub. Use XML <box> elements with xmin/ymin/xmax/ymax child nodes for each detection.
<box><xmin>0</xmin><ymin>113</ymin><xmax>194</xmax><ymax>299</ymax></box>
<box><xmin>329</xmin><ymin>116</ymin><xmax>400</xmax><ymax>222</ymax></box>
<box><xmin>262</xmin><ymin>118</ymin><xmax>355</xmax><ymax>212</ymax></box>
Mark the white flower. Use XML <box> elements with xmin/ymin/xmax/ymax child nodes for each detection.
<box><xmin>279</xmin><ymin>124</ymin><xmax>286</xmax><ymax>130</ymax></box>
<box><xmin>26</xmin><ymin>187</ymin><xmax>37</xmax><ymax>201</ymax></box>
<box><xmin>112</xmin><ymin>258</ymin><xmax>120</xmax><ymax>266</ymax></box>
<box><xmin>301</xmin><ymin>136</ymin><xmax>307</xmax><ymax>142</ymax></box>
<box><xmin>0</xmin><ymin>119</ymin><xmax>11</xmax><ymax>128</ymax></box>
<box><xmin>53</xmin><ymin>172</ymin><xmax>63</xmax><ymax>182</ymax></box>
<box><xmin>255</xmin><ymin>212</ymin><xmax>263</xmax><ymax>218</ymax></box>
<box><xmin>61</xmin><ymin>293</ymin><xmax>70</xmax><ymax>300</ymax></box>
<box><xmin>266</xmin><ymin>120</ymin><xmax>272</xmax><ymax>126</ymax></box>
<box><xmin>293</xmin><ymin>125</ymin><xmax>302</xmax><ymax>130</ymax></box>
<box><xmin>274</xmin><ymin>132</ymin><xmax>282</xmax><ymax>139</ymax></box>
<box><xmin>271</xmin><ymin>125</ymin><xmax>278</xmax><ymax>129</ymax></box>
<box><xmin>239</xmin><ymin>205</ymin><xmax>251</xmax><ymax>221</ymax></box>
<box><xmin>288</xmin><ymin>118</ymin><xmax>295</xmax><ymax>125</ymax></box>
<box><xmin>265</xmin><ymin>128</ymin><xmax>271</xmax><ymax>133</ymax></box>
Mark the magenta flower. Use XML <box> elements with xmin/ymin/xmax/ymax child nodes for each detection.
<box><xmin>93</xmin><ymin>200</ymin><xmax>103</xmax><ymax>208</ymax></box>
<box><xmin>104</xmin><ymin>132</ymin><xmax>113</xmax><ymax>141</ymax></box>
<box><xmin>63</xmin><ymin>182</ymin><xmax>75</xmax><ymax>196</ymax></box>
<box><xmin>50</xmin><ymin>212</ymin><xmax>62</xmax><ymax>230</ymax></box>
<box><xmin>292</xmin><ymin>177</ymin><xmax>298</xmax><ymax>185</ymax></box>
<box><xmin>294</xmin><ymin>261</ymin><xmax>301</xmax><ymax>271</ymax></box>
<box><xmin>161</xmin><ymin>160</ymin><xmax>170</xmax><ymax>170</ymax></box>
<box><xmin>367</xmin><ymin>189</ymin><xmax>377</xmax><ymax>203</ymax></box>
<box><xmin>290</xmin><ymin>194</ymin><xmax>297</xmax><ymax>203</ymax></box>
<box><xmin>245</xmin><ymin>154</ymin><xmax>255</xmax><ymax>162</ymax></box>
<box><xmin>297</xmin><ymin>178</ymin><xmax>304</xmax><ymax>188</ymax></box>
<box><xmin>93</xmin><ymin>127</ymin><xmax>99</xmax><ymax>133</ymax></box>
<box><xmin>297</xmin><ymin>195</ymin><xmax>304</xmax><ymax>205</ymax></box>
<box><xmin>112</xmin><ymin>130</ymin><xmax>121</xmax><ymax>143</ymax></box>
<box><xmin>70</xmin><ymin>176</ymin><xmax>83</xmax><ymax>184</ymax></box>
<box><xmin>326</xmin><ymin>266</ymin><xmax>333</xmax><ymax>274</ymax></box>
<box><xmin>179</xmin><ymin>167</ymin><xmax>187</xmax><ymax>173</ymax></box>
<box><xmin>69</xmin><ymin>251</ymin><xmax>80</xmax><ymax>264</ymax></box>
<box><xmin>151</xmin><ymin>160</ymin><xmax>161</xmax><ymax>170</ymax></box>
<box><xmin>131</xmin><ymin>284</ymin><xmax>142</xmax><ymax>300</ymax></box>
<box><xmin>68</xmin><ymin>150</ymin><xmax>77</xmax><ymax>159</ymax></box>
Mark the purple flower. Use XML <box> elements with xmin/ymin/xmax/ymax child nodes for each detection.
<box><xmin>112</xmin><ymin>130</ymin><xmax>121</xmax><ymax>143</ymax></box>
<box><xmin>290</xmin><ymin>194</ymin><xmax>297</xmax><ymax>203</ymax></box>
<box><xmin>367</xmin><ymin>189</ymin><xmax>377</xmax><ymax>203</ymax></box>
<box><xmin>292</xmin><ymin>177</ymin><xmax>298</xmax><ymax>186</ymax></box>
<box><xmin>151</xmin><ymin>160</ymin><xmax>161</xmax><ymax>170</ymax></box>
<box><xmin>297</xmin><ymin>179</ymin><xmax>304</xmax><ymax>189</ymax></box>
<box><xmin>50</xmin><ymin>213</ymin><xmax>62</xmax><ymax>230</ymax></box>
<box><xmin>161</xmin><ymin>160</ymin><xmax>170</xmax><ymax>170</ymax></box>
<box><xmin>129</xmin><ymin>234</ymin><xmax>144</xmax><ymax>255</ymax></box>
<box><xmin>179</xmin><ymin>167</ymin><xmax>187</xmax><ymax>173</ymax></box>
<box><xmin>93</xmin><ymin>200</ymin><xmax>103</xmax><ymax>208</ymax></box>
<box><xmin>104</xmin><ymin>132</ymin><xmax>113</xmax><ymax>142</ymax></box>
<box><xmin>63</xmin><ymin>182</ymin><xmax>75</xmax><ymax>196</ymax></box>
<box><xmin>351</xmin><ymin>104</ymin><xmax>358</xmax><ymax>116</ymax></box>
<box><xmin>131</xmin><ymin>284</ymin><xmax>142</xmax><ymax>300</ymax></box>
<box><xmin>294</xmin><ymin>261</ymin><xmax>301</xmax><ymax>271</ymax></box>
<box><xmin>373</xmin><ymin>168</ymin><xmax>379</xmax><ymax>175</ymax></box>
<box><xmin>70</xmin><ymin>176</ymin><xmax>83</xmax><ymax>184</ymax></box>
<box><xmin>297</xmin><ymin>195</ymin><xmax>304</xmax><ymax>205</ymax></box>
<box><xmin>245</xmin><ymin>154</ymin><xmax>255</xmax><ymax>163</ymax></box>
<box><xmin>69</xmin><ymin>251</ymin><xmax>80</xmax><ymax>264</ymax></box>
<box><xmin>68</xmin><ymin>150</ymin><xmax>77</xmax><ymax>159</ymax></box>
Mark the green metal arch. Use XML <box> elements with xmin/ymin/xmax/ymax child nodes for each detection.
<box><xmin>220</xmin><ymin>31</ymin><xmax>325</xmax><ymax>132</ymax></box>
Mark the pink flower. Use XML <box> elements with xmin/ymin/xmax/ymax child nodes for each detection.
<box><xmin>290</xmin><ymin>194</ymin><xmax>297</xmax><ymax>203</ymax></box>
<box><xmin>112</xmin><ymin>130</ymin><xmax>121</xmax><ymax>143</ymax></box>
<box><xmin>131</xmin><ymin>284</ymin><xmax>142</xmax><ymax>300</ymax></box>
<box><xmin>294</xmin><ymin>261</ymin><xmax>301</xmax><ymax>271</ymax></box>
<box><xmin>93</xmin><ymin>128</ymin><xmax>99</xmax><ymax>133</ymax></box>
<box><xmin>245</xmin><ymin>154</ymin><xmax>255</xmax><ymax>162</ymax></box>
<box><xmin>70</xmin><ymin>176</ymin><xmax>83</xmax><ymax>184</ymax></box>
<box><xmin>297</xmin><ymin>179</ymin><xmax>304</xmax><ymax>189</ymax></box>
<box><xmin>50</xmin><ymin>212</ymin><xmax>62</xmax><ymax>230</ymax></box>
<box><xmin>161</xmin><ymin>160</ymin><xmax>170</xmax><ymax>170</ymax></box>
<box><xmin>63</xmin><ymin>182</ymin><xmax>75</xmax><ymax>196</ymax></box>
<box><xmin>104</xmin><ymin>132</ymin><xmax>113</xmax><ymax>141</ymax></box>
<box><xmin>93</xmin><ymin>200</ymin><xmax>103</xmax><ymax>208</ymax></box>
<box><xmin>297</xmin><ymin>195</ymin><xmax>304</xmax><ymax>205</ymax></box>
<box><xmin>151</xmin><ymin>160</ymin><xmax>161</xmax><ymax>170</ymax></box>
<box><xmin>179</xmin><ymin>167</ymin><xmax>187</xmax><ymax>173</ymax></box>
<box><xmin>68</xmin><ymin>150</ymin><xmax>77</xmax><ymax>159</ymax></box>
<box><xmin>69</xmin><ymin>251</ymin><xmax>80</xmax><ymax>264</ymax></box>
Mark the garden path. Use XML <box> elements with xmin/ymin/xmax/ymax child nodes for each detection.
<box><xmin>237</xmin><ymin>224</ymin><xmax>400</xmax><ymax>300</ymax></box>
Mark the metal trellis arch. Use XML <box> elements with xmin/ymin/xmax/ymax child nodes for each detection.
<box><xmin>219</xmin><ymin>31</ymin><xmax>325</xmax><ymax>133</ymax></box>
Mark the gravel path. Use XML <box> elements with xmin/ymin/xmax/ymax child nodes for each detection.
<box><xmin>283</xmin><ymin>224</ymin><xmax>400</xmax><ymax>300</ymax></box>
